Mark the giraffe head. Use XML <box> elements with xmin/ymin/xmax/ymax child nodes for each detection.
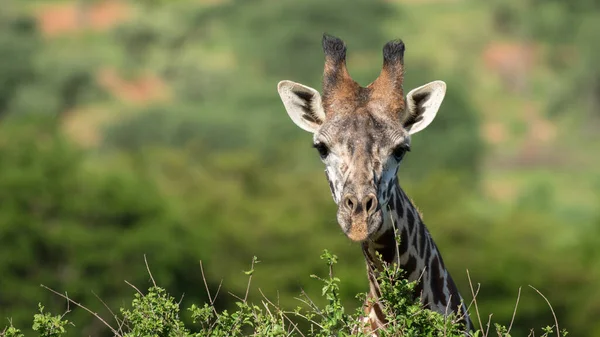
<box><xmin>277</xmin><ymin>34</ymin><xmax>446</xmax><ymax>242</ymax></box>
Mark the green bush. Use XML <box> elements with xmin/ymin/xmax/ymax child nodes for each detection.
<box><xmin>1</xmin><ymin>250</ymin><xmax>568</xmax><ymax>337</ymax></box>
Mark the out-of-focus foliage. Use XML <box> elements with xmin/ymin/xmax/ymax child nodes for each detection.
<box><xmin>0</xmin><ymin>0</ymin><xmax>598</xmax><ymax>336</ymax></box>
<box><xmin>0</xmin><ymin>12</ymin><xmax>38</xmax><ymax>117</ymax></box>
<box><xmin>489</xmin><ymin>0</ymin><xmax>600</xmax><ymax>118</ymax></box>
<box><xmin>0</xmin><ymin>11</ymin><xmax>102</xmax><ymax>118</ymax></box>
<box><xmin>0</xmin><ymin>116</ymin><xmax>215</xmax><ymax>335</ymax></box>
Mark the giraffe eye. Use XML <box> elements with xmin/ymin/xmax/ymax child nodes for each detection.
<box><xmin>392</xmin><ymin>144</ymin><xmax>410</xmax><ymax>161</ymax></box>
<box><xmin>313</xmin><ymin>142</ymin><xmax>329</xmax><ymax>159</ymax></box>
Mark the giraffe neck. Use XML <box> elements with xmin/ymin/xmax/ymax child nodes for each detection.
<box><xmin>357</xmin><ymin>178</ymin><xmax>472</xmax><ymax>335</ymax></box>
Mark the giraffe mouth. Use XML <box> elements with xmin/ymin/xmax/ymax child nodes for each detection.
<box><xmin>341</xmin><ymin>211</ymin><xmax>384</xmax><ymax>242</ymax></box>
<box><xmin>347</xmin><ymin>220</ymin><xmax>369</xmax><ymax>241</ymax></box>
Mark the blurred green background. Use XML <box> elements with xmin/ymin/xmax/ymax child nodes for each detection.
<box><xmin>0</xmin><ymin>0</ymin><xmax>599</xmax><ymax>336</ymax></box>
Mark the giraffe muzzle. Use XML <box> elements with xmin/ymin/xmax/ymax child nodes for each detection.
<box><xmin>339</xmin><ymin>192</ymin><xmax>383</xmax><ymax>242</ymax></box>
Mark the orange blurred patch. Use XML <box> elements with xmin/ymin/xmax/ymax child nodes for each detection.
<box><xmin>484</xmin><ymin>179</ymin><xmax>519</xmax><ymax>202</ymax></box>
<box><xmin>36</xmin><ymin>0</ymin><xmax>131</xmax><ymax>37</ymax></box>
<box><xmin>523</xmin><ymin>105</ymin><xmax>556</xmax><ymax>144</ymax></box>
<box><xmin>482</xmin><ymin>121</ymin><xmax>507</xmax><ymax>145</ymax></box>
<box><xmin>97</xmin><ymin>67</ymin><xmax>170</xmax><ymax>104</ymax></box>
<box><xmin>482</xmin><ymin>42</ymin><xmax>538</xmax><ymax>92</ymax></box>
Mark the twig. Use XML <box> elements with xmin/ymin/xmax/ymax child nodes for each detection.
<box><xmin>506</xmin><ymin>287</ymin><xmax>522</xmax><ymax>335</ymax></box>
<box><xmin>213</xmin><ymin>280</ymin><xmax>223</xmax><ymax>304</ymax></box>
<box><xmin>229</xmin><ymin>257</ymin><xmax>259</xmax><ymax>334</ymax></box>
<box><xmin>443</xmin><ymin>296</ymin><xmax>450</xmax><ymax>336</ymax></box>
<box><xmin>388</xmin><ymin>205</ymin><xmax>402</xmax><ymax>271</ymax></box>
<box><xmin>444</xmin><ymin>294</ymin><xmax>453</xmax><ymax>317</ymax></box>
<box><xmin>228</xmin><ymin>292</ymin><xmax>245</xmax><ymax>302</ymax></box>
<box><xmin>92</xmin><ymin>290</ymin><xmax>124</xmax><ymax>334</ymax></box>
<box><xmin>144</xmin><ymin>254</ymin><xmax>156</xmax><ymax>288</ymax></box>
<box><xmin>282</xmin><ymin>309</ymin><xmax>324</xmax><ymax>331</ymax></box>
<box><xmin>258</xmin><ymin>288</ymin><xmax>306</xmax><ymax>337</ymax></box>
<box><xmin>297</xmin><ymin>289</ymin><xmax>323</xmax><ymax>316</ymax></box>
<box><xmin>285</xmin><ymin>320</ymin><xmax>301</xmax><ymax>337</ymax></box>
<box><xmin>277</xmin><ymin>290</ymin><xmax>281</xmax><ymax>307</ymax></box>
<box><xmin>485</xmin><ymin>313</ymin><xmax>493</xmax><ymax>337</ymax></box>
<box><xmin>529</xmin><ymin>285</ymin><xmax>560</xmax><ymax>337</ymax></box>
<box><xmin>244</xmin><ymin>258</ymin><xmax>257</xmax><ymax>302</ymax></box>
<box><xmin>40</xmin><ymin>285</ymin><xmax>121</xmax><ymax>337</ymax></box>
<box><xmin>199</xmin><ymin>261</ymin><xmax>219</xmax><ymax>316</ymax></box>
<box><xmin>61</xmin><ymin>291</ymin><xmax>72</xmax><ymax>320</ymax></box>
<box><xmin>415</xmin><ymin>267</ymin><xmax>427</xmax><ymax>298</ymax></box>
<box><xmin>465</xmin><ymin>282</ymin><xmax>481</xmax><ymax>314</ymax></box>
<box><xmin>467</xmin><ymin>270</ymin><xmax>484</xmax><ymax>333</ymax></box>
<box><xmin>124</xmin><ymin>280</ymin><xmax>143</xmax><ymax>296</ymax></box>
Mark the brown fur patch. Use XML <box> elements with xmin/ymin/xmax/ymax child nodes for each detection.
<box><xmin>322</xmin><ymin>79</ymin><xmax>362</xmax><ymax>115</ymax></box>
<box><xmin>367</xmin><ymin>66</ymin><xmax>405</xmax><ymax>117</ymax></box>
<box><xmin>347</xmin><ymin>220</ymin><xmax>369</xmax><ymax>241</ymax></box>
<box><xmin>321</xmin><ymin>35</ymin><xmax>406</xmax><ymax>119</ymax></box>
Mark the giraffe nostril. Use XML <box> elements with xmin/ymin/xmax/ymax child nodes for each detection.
<box><xmin>343</xmin><ymin>195</ymin><xmax>357</xmax><ymax>212</ymax></box>
<box><xmin>363</xmin><ymin>194</ymin><xmax>378</xmax><ymax>215</ymax></box>
<box><xmin>346</xmin><ymin>198</ymin><xmax>354</xmax><ymax>210</ymax></box>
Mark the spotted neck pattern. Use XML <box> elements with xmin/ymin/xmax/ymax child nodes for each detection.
<box><xmin>355</xmin><ymin>177</ymin><xmax>473</xmax><ymax>335</ymax></box>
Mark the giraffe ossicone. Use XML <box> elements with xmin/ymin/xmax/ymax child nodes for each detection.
<box><xmin>277</xmin><ymin>34</ymin><xmax>473</xmax><ymax>335</ymax></box>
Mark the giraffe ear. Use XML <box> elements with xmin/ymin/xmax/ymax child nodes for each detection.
<box><xmin>277</xmin><ymin>80</ymin><xmax>326</xmax><ymax>133</ymax></box>
<box><xmin>403</xmin><ymin>80</ymin><xmax>446</xmax><ymax>135</ymax></box>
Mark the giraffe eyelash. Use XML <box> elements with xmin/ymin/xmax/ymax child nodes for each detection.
<box><xmin>313</xmin><ymin>142</ymin><xmax>330</xmax><ymax>159</ymax></box>
<box><xmin>392</xmin><ymin>144</ymin><xmax>410</xmax><ymax>160</ymax></box>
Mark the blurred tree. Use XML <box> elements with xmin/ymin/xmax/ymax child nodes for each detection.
<box><xmin>0</xmin><ymin>10</ymin><xmax>38</xmax><ymax>118</ymax></box>
<box><xmin>488</xmin><ymin>0</ymin><xmax>600</xmax><ymax>121</ymax></box>
<box><xmin>0</xmin><ymin>6</ymin><xmax>103</xmax><ymax>119</ymax></box>
<box><xmin>10</xmin><ymin>45</ymin><xmax>104</xmax><ymax>117</ymax></box>
<box><xmin>0</xmin><ymin>116</ymin><xmax>216</xmax><ymax>336</ymax></box>
<box><xmin>203</xmin><ymin>0</ymin><xmax>395</xmax><ymax>84</ymax></box>
<box><xmin>102</xmin><ymin>103</ymin><xmax>251</xmax><ymax>153</ymax></box>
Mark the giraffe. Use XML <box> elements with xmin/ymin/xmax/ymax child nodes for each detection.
<box><xmin>276</xmin><ymin>34</ymin><xmax>473</xmax><ymax>335</ymax></box>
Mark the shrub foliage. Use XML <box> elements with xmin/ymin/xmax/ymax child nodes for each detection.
<box><xmin>1</xmin><ymin>250</ymin><xmax>567</xmax><ymax>337</ymax></box>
